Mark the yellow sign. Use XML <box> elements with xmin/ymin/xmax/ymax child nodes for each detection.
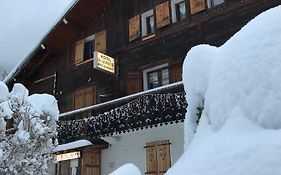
<box><xmin>55</xmin><ymin>151</ymin><xmax>81</xmax><ymax>162</ymax></box>
<box><xmin>94</xmin><ymin>51</ymin><xmax>115</xmax><ymax>74</ymax></box>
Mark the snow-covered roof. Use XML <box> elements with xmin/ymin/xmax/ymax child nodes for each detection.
<box><xmin>53</xmin><ymin>139</ymin><xmax>93</xmax><ymax>152</ymax></box>
<box><xmin>3</xmin><ymin>0</ymin><xmax>78</xmax><ymax>84</ymax></box>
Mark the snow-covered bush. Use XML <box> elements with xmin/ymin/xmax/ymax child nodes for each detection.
<box><xmin>109</xmin><ymin>163</ymin><xmax>141</xmax><ymax>175</ymax></box>
<box><xmin>166</xmin><ymin>5</ymin><xmax>281</xmax><ymax>175</ymax></box>
<box><xmin>0</xmin><ymin>82</ymin><xmax>59</xmax><ymax>175</ymax></box>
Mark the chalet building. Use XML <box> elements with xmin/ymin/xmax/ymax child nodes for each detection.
<box><xmin>5</xmin><ymin>0</ymin><xmax>281</xmax><ymax>174</ymax></box>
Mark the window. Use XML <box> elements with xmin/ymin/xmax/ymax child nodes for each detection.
<box><xmin>171</xmin><ymin>0</ymin><xmax>187</xmax><ymax>23</ymax></box>
<box><xmin>75</xmin><ymin>35</ymin><xmax>95</xmax><ymax>64</ymax></box>
<box><xmin>207</xmin><ymin>0</ymin><xmax>224</xmax><ymax>8</ymax></box>
<box><xmin>57</xmin><ymin>159</ymin><xmax>80</xmax><ymax>175</ymax></box>
<box><xmin>145</xmin><ymin>140</ymin><xmax>171</xmax><ymax>175</ymax></box>
<box><xmin>142</xmin><ymin>10</ymin><xmax>155</xmax><ymax>37</ymax></box>
<box><xmin>84</xmin><ymin>37</ymin><xmax>95</xmax><ymax>61</ymax></box>
<box><xmin>143</xmin><ymin>64</ymin><xmax>169</xmax><ymax>90</ymax></box>
<box><xmin>74</xmin><ymin>30</ymin><xmax>106</xmax><ymax>64</ymax></box>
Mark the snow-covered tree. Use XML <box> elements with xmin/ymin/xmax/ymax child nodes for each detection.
<box><xmin>0</xmin><ymin>68</ymin><xmax>8</xmax><ymax>81</ymax></box>
<box><xmin>0</xmin><ymin>82</ymin><xmax>59</xmax><ymax>175</ymax></box>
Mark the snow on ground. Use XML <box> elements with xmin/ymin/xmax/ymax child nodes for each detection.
<box><xmin>109</xmin><ymin>163</ymin><xmax>141</xmax><ymax>175</ymax></box>
<box><xmin>166</xmin><ymin>5</ymin><xmax>281</xmax><ymax>175</ymax></box>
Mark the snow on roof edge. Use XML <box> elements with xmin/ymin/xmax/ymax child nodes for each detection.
<box><xmin>53</xmin><ymin>139</ymin><xmax>93</xmax><ymax>152</ymax></box>
<box><xmin>3</xmin><ymin>0</ymin><xmax>79</xmax><ymax>85</ymax></box>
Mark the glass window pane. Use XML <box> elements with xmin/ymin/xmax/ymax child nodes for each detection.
<box><xmin>212</xmin><ymin>0</ymin><xmax>224</xmax><ymax>6</ymax></box>
<box><xmin>146</xmin><ymin>15</ymin><xmax>155</xmax><ymax>35</ymax></box>
<box><xmin>162</xmin><ymin>68</ymin><xmax>169</xmax><ymax>86</ymax></box>
<box><xmin>148</xmin><ymin>71</ymin><xmax>159</xmax><ymax>89</ymax></box>
<box><xmin>176</xmin><ymin>2</ymin><xmax>186</xmax><ymax>21</ymax></box>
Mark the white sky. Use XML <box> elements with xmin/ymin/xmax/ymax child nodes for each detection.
<box><xmin>0</xmin><ymin>0</ymin><xmax>74</xmax><ymax>73</ymax></box>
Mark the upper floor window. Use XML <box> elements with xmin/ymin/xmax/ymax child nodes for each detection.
<box><xmin>142</xmin><ymin>10</ymin><xmax>155</xmax><ymax>37</ymax></box>
<box><xmin>207</xmin><ymin>0</ymin><xmax>224</xmax><ymax>8</ymax></box>
<box><xmin>84</xmin><ymin>37</ymin><xmax>95</xmax><ymax>60</ymax></box>
<box><xmin>143</xmin><ymin>63</ymin><xmax>169</xmax><ymax>90</ymax></box>
<box><xmin>171</xmin><ymin>0</ymin><xmax>187</xmax><ymax>23</ymax></box>
<box><xmin>74</xmin><ymin>30</ymin><xmax>106</xmax><ymax>65</ymax></box>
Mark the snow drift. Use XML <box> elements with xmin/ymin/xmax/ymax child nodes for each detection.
<box><xmin>109</xmin><ymin>163</ymin><xmax>141</xmax><ymax>175</ymax></box>
<box><xmin>166</xmin><ymin>5</ymin><xmax>281</xmax><ymax>175</ymax></box>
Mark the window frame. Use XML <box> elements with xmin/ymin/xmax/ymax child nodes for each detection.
<box><xmin>171</xmin><ymin>0</ymin><xmax>187</xmax><ymax>23</ymax></box>
<box><xmin>143</xmin><ymin>63</ymin><xmax>169</xmax><ymax>91</ymax></box>
<box><xmin>141</xmin><ymin>9</ymin><xmax>155</xmax><ymax>37</ymax></box>
<box><xmin>206</xmin><ymin>0</ymin><xmax>225</xmax><ymax>8</ymax></box>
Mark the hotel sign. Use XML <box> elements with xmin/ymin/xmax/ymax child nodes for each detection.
<box><xmin>55</xmin><ymin>151</ymin><xmax>81</xmax><ymax>162</ymax></box>
<box><xmin>94</xmin><ymin>51</ymin><xmax>115</xmax><ymax>74</ymax></box>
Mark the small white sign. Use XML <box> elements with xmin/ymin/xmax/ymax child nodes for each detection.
<box><xmin>94</xmin><ymin>51</ymin><xmax>115</xmax><ymax>74</ymax></box>
<box><xmin>55</xmin><ymin>151</ymin><xmax>81</xmax><ymax>162</ymax></box>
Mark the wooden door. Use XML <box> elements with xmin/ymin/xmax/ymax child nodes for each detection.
<box><xmin>82</xmin><ymin>150</ymin><xmax>101</xmax><ymax>175</ymax></box>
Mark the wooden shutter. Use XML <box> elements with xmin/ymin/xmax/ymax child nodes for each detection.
<box><xmin>74</xmin><ymin>85</ymin><xmax>96</xmax><ymax>109</ymax></box>
<box><xmin>190</xmin><ymin>0</ymin><xmax>206</xmax><ymax>15</ymax></box>
<box><xmin>75</xmin><ymin>39</ymin><xmax>84</xmax><ymax>64</ymax></box>
<box><xmin>157</xmin><ymin>140</ymin><xmax>171</xmax><ymax>174</ymax></box>
<box><xmin>83</xmin><ymin>86</ymin><xmax>96</xmax><ymax>107</ymax></box>
<box><xmin>146</xmin><ymin>144</ymin><xmax>158</xmax><ymax>175</ymax></box>
<box><xmin>126</xmin><ymin>72</ymin><xmax>142</xmax><ymax>95</ymax></box>
<box><xmin>145</xmin><ymin>140</ymin><xmax>171</xmax><ymax>175</ymax></box>
<box><xmin>82</xmin><ymin>150</ymin><xmax>101</xmax><ymax>175</ymax></box>
<box><xmin>95</xmin><ymin>30</ymin><xmax>106</xmax><ymax>53</ymax></box>
<box><xmin>169</xmin><ymin>59</ymin><xmax>183</xmax><ymax>83</ymax></box>
<box><xmin>129</xmin><ymin>15</ymin><xmax>141</xmax><ymax>41</ymax></box>
<box><xmin>156</xmin><ymin>2</ymin><xmax>171</xmax><ymax>29</ymax></box>
<box><xmin>74</xmin><ymin>88</ymin><xmax>85</xmax><ymax>109</ymax></box>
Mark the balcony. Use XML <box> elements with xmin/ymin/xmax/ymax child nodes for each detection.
<box><xmin>58</xmin><ymin>82</ymin><xmax>187</xmax><ymax>144</ymax></box>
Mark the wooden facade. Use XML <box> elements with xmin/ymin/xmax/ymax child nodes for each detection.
<box><xmin>10</xmin><ymin>0</ymin><xmax>281</xmax><ymax>112</ymax></box>
<box><xmin>6</xmin><ymin>0</ymin><xmax>281</xmax><ymax>174</ymax></box>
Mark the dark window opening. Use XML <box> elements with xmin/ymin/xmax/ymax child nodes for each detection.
<box><xmin>176</xmin><ymin>1</ymin><xmax>186</xmax><ymax>21</ymax></box>
<box><xmin>146</xmin><ymin>15</ymin><xmax>155</xmax><ymax>35</ymax></box>
<box><xmin>84</xmin><ymin>40</ymin><xmax>95</xmax><ymax>61</ymax></box>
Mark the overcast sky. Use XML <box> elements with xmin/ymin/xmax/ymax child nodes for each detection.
<box><xmin>0</xmin><ymin>0</ymin><xmax>74</xmax><ymax>73</ymax></box>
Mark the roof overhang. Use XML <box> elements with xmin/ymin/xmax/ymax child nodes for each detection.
<box><xmin>4</xmin><ymin>0</ymin><xmax>112</xmax><ymax>85</ymax></box>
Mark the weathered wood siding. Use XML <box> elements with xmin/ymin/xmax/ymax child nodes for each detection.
<box><xmin>12</xmin><ymin>0</ymin><xmax>281</xmax><ymax>113</ymax></box>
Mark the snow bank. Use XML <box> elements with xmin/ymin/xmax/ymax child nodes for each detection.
<box><xmin>109</xmin><ymin>164</ymin><xmax>141</xmax><ymax>175</ymax></box>
<box><xmin>167</xmin><ymin>5</ymin><xmax>281</xmax><ymax>175</ymax></box>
